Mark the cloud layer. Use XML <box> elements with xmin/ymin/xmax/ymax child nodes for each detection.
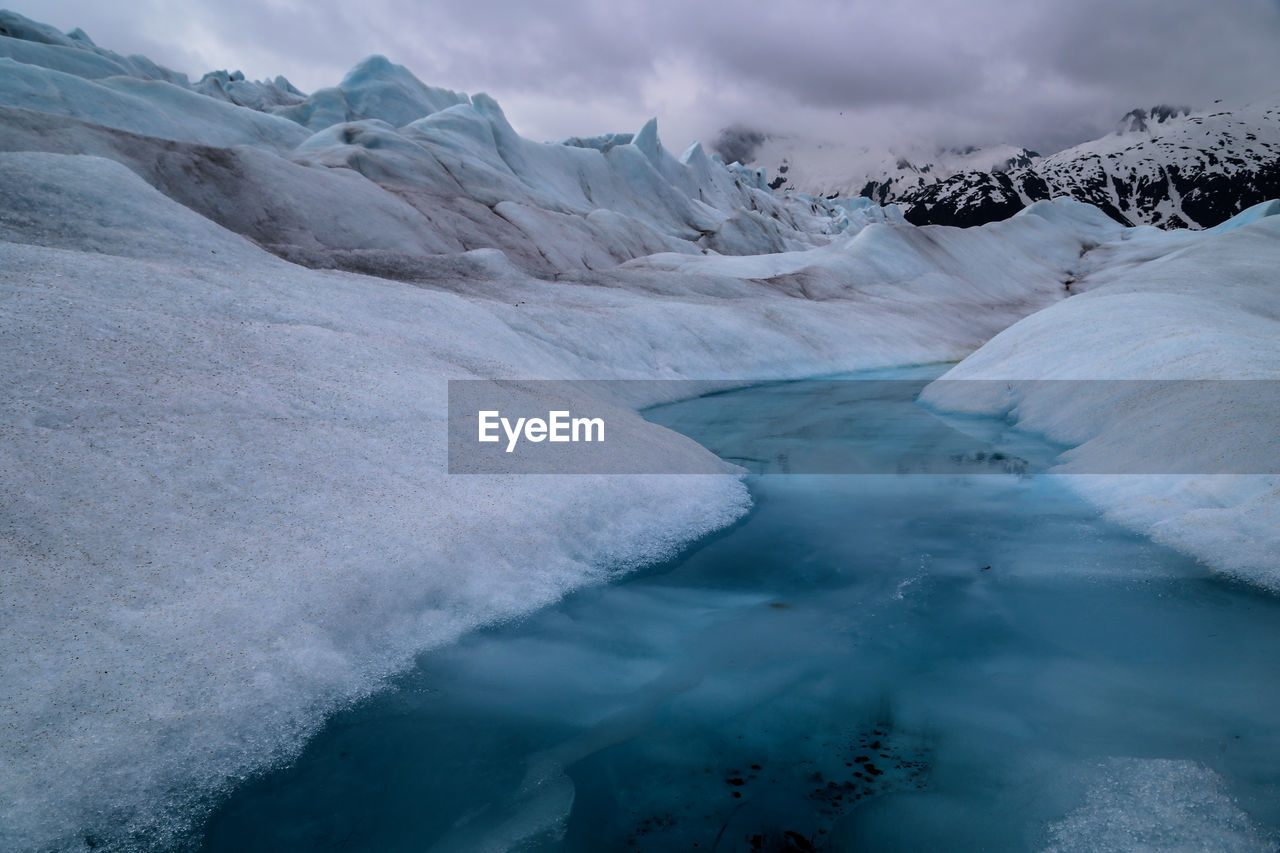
<box><xmin>11</xmin><ymin>0</ymin><xmax>1280</xmax><ymax>155</ymax></box>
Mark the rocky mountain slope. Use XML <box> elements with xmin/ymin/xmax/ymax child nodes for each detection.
<box><xmin>897</xmin><ymin>101</ymin><xmax>1280</xmax><ymax>228</ymax></box>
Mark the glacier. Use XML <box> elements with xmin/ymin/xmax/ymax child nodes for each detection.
<box><xmin>0</xmin><ymin>8</ymin><xmax>1278</xmax><ymax>851</ymax></box>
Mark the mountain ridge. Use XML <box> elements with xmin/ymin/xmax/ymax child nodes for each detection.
<box><xmin>727</xmin><ymin>98</ymin><xmax>1280</xmax><ymax>229</ymax></box>
<box><xmin>898</xmin><ymin>98</ymin><xmax>1280</xmax><ymax>228</ymax></box>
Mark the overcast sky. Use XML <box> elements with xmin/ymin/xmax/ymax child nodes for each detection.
<box><xmin>10</xmin><ymin>0</ymin><xmax>1280</xmax><ymax>156</ymax></box>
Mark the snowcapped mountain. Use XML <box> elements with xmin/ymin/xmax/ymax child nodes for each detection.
<box><xmin>712</xmin><ymin>124</ymin><xmax>1040</xmax><ymax>203</ymax></box>
<box><xmin>897</xmin><ymin>100</ymin><xmax>1280</xmax><ymax>228</ymax></box>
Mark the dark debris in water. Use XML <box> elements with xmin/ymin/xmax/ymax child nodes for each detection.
<box><xmin>621</xmin><ymin>721</ymin><xmax>932</xmax><ymax>851</ymax></box>
<box><xmin>946</xmin><ymin>450</ymin><xmax>1030</xmax><ymax>476</ymax></box>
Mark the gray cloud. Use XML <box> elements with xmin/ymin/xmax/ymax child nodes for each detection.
<box><xmin>8</xmin><ymin>0</ymin><xmax>1280</xmax><ymax>156</ymax></box>
<box><xmin>712</xmin><ymin>125</ymin><xmax>768</xmax><ymax>165</ymax></box>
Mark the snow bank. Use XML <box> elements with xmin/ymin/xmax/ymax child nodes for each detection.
<box><xmin>923</xmin><ymin>203</ymin><xmax>1280</xmax><ymax>588</ymax></box>
<box><xmin>0</xmin><ymin>152</ymin><xmax>742</xmax><ymax>851</ymax></box>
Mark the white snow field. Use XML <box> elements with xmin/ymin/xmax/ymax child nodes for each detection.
<box><xmin>0</xmin><ymin>9</ymin><xmax>1277</xmax><ymax>851</ymax></box>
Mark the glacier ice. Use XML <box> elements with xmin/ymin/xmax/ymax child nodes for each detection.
<box><xmin>0</xmin><ymin>143</ymin><xmax>1139</xmax><ymax>851</ymax></box>
<box><xmin>274</xmin><ymin>55</ymin><xmax>470</xmax><ymax>131</ymax></box>
<box><xmin>0</xmin><ymin>9</ymin><xmax>190</xmax><ymax>85</ymax></box>
<box><xmin>0</xmin><ymin>147</ymin><xmax>1126</xmax><ymax>852</ymax></box>
<box><xmin>0</xmin><ymin>10</ymin><xmax>1278</xmax><ymax>852</ymax></box>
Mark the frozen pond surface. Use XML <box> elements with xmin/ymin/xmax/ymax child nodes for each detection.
<box><xmin>199</xmin><ymin>366</ymin><xmax>1280</xmax><ymax>852</ymax></box>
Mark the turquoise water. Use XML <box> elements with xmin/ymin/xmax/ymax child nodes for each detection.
<box><xmin>199</xmin><ymin>366</ymin><xmax>1280</xmax><ymax>851</ymax></box>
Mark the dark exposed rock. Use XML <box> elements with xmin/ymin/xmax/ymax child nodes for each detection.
<box><xmin>785</xmin><ymin>103</ymin><xmax>1280</xmax><ymax>229</ymax></box>
<box><xmin>893</xmin><ymin>104</ymin><xmax>1279</xmax><ymax>229</ymax></box>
